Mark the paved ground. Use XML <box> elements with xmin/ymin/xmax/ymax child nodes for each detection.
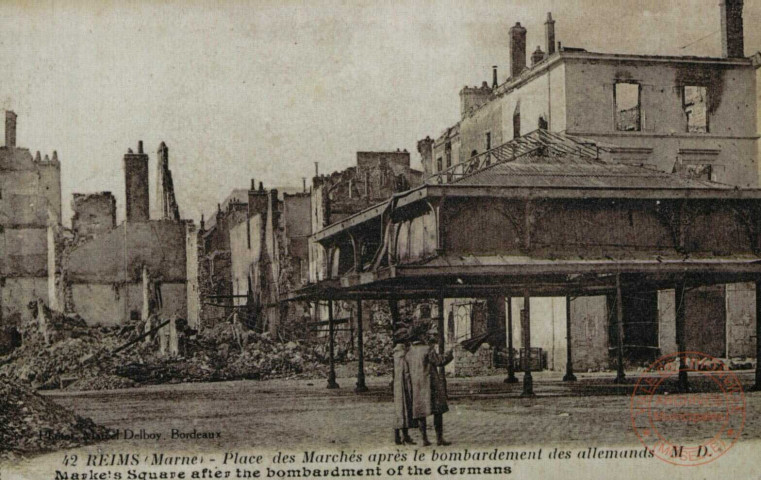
<box><xmin>4</xmin><ymin>370</ymin><xmax>760</xmax><ymax>480</ymax></box>
<box><xmin>35</xmin><ymin>369</ymin><xmax>761</xmax><ymax>450</ymax></box>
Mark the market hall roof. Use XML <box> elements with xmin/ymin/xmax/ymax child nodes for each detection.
<box><xmin>312</xmin><ymin>129</ymin><xmax>757</xmax><ymax>244</ymax></box>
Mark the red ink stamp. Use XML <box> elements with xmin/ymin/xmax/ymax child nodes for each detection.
<box><xmin>630</xmin><ymin>351</ymin><xmax>746</xmax><ymax>466</ymax></box>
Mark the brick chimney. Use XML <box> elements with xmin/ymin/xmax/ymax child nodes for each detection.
<box><xmin>545</xmin><ymin>12</ymin><xmax>556</xmax><ymax>56</ymax></box>
<box><xmin>417</xmin><ymin>136</ymin><xmax>434</xmax><ymax>175</ymax></box>
<box><xmin>531</xmin><ymin>46</ymin><xmax>545</xmax><ymax>66</ymax></box>
<box><xmin>124</xmin><ymin>141</ymin><xmax>150</xmax><ymax>223</ymax></box>
<box><xmin>509</xmin><ymin>22</ymin><xmax>527</xmax><ymax>78</ymax></box>
<box><xmin>5</xmin><ymin>111</ymin><xmax>17</xmax><ymax>148</ymax></box>
<box><xmin>720</xmin><ymin>0</ymin><xmax>744</xmax><ymax>58</ymax></box>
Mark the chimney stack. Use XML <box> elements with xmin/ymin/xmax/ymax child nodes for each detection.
<box><xmin>531</xmin><ymin>46</ymin><xmax>545</xmax><ymax>66</ymax></box>
<box><xmin>124</xmin><ymin>141</ymin><xmax>150</xmax><ymax>223</ymax></box>
<box><xmin>545</xmin><ymin>12</ymin><xmax>556</xmax><ymax>56</ymax></box>
<box><xmin>509</xmin><ymin>22</ymin><xmax>527</xmax><ymax>78</ymax></box>
<box><xmin>492</xmin><ymin>66</ymin><xmax>498</xmax><ymax>88</ymax></box>
<box><xmin>251</xmin><ymin>178</ymin><xmax>256</xmax><ymax>191</ymax></box>
<box><xmin>720</xmin><ymin>0</ymin><xmax>744</xmax><ymax>58</ymax></box>
<box><xmin>5</xmin><ymin>111</ymin><xmax>17</xmax><ymax>148</ymax></box>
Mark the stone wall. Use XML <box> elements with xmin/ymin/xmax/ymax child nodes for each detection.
<box><xmin>0</xmin><ymin>116</ymin><xmax>62</xmax><ymax>328</ymax></box>
<box><xmin>185</xmin><ymin>222</ymin><xmax>202</xmax><ymax>330</ymax></box>
<box><xmin>62</xmin><ymin>220</ymin><xmax>188</xmax><ymax>325</ymax></box>
<box><xmin>452</xmin><ymin>343</ymin><xmax>496</xmax><ymax>377</ymax></box>
<box><xmin>66</xmin><ymin>221</ymin><xmax>187</xmax><ymax>284</ymax></box>
<box><xmin>71</xmin><ymin>192</ymin><xmax>116</xmax><ymax>240</ymax></box>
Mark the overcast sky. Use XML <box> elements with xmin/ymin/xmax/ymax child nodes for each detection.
<box><xmin>1</xmin><ymin>0</ymin><xmax>760</xmax><ymax>225</ymax></box>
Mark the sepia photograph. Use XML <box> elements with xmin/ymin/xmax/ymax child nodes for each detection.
<box><xmin>1</xmin><ymin>0</ymin><xmax>761</xmax><ymax>478</ymax></box>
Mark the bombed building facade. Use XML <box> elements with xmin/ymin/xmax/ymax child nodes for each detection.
<box><xmin>291</xmin><ymin>0</ymin><xmax>761</xmax><ymax>385</ymax></box>
<box><xmin>198</xmin><ymin>187</ymin><xmax>250</xmax><ymax>327</ymax></box>
<box><xmin>309</xmin><ymin>150</ymin><xmax>423</xmax><ymax>284</ymax></box>
<box><xmin>192</xmin><ymin>179</ymin><xmax>313</xmax><ymax>334</ymax></box>
<box><xmin>0</xmin><ymin>111</ymin><xmax>61</xmax><ymax>327</ymax></box>
<box><xmin>48</xmin><ymin>141</ymin><xmax>198</xmax><ymax>328</ymax></box>
<box><xmin>410</xmin><ymin>1</ymin><xmax>761</xmax><ymax>374</ymax></box>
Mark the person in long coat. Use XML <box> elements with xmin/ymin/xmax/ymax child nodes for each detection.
<box><xmin>393</xmin><ymin>341</ymin><xmax>416</xmax><ymax>445</ymax></box>
<box><xmin>406</xmin><ymin>321</ymin><xmax>454</xmax><ymax>446</ymax></box>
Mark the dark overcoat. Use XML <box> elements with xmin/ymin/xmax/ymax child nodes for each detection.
<box><xmin>393</xmin><ymin>343</ymin><xmax>416</xmax><ymax>429</ymax></box>
<box><xmin>406</xmin><ymin>342</ymin><xmax>454</xmax><ymax>419</ymax></box>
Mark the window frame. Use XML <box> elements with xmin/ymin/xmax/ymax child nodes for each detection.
<box><xmin>682</xmin><ymin>85</ymin><xmax>709</xmax><ymax>134</ymax></box>
<box><xmin>613</xmin><ymin>81</ymin><xmax>642</xmax><ymax>132</ymax></box>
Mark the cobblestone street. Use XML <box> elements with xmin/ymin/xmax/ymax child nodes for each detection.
<box><xmin>37</xmin><ymin>370</ymin><xmax>761</xmax><ymax>450</ymax></box>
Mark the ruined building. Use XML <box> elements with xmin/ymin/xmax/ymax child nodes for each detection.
<box><xmin>420</xmin><ymin>4</ymin><xmax>757</xmax><ymax>188</ymax></box>
<box><xmin>51</xmin><ymin>141</ymin><xmax>198</xmax><ymax>328</ymax></box>
<box><xmin>410</xmin><ymin>1</ymin><xmax>761</xmax><ymax>373</ymax></box>
<box><xmin>309</xmin><ymin>150</ymin><xmax>423</xmax><ymax>283</ymax></box>
<box><xmin>0</xmin><ymin>111</ymin><xmax>61</xmax><ymax>326</ymax></box>
<box><xmin>156</xmin><ymin>141</ymin><xmax>181</xmax><ymax>221</ymax></box>
<box><xmin>198</xmin><ymin>187</ymin><xmax>251</xmax><ymax>326</ymax></box>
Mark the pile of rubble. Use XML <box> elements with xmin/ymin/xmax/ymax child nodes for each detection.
<box><xmin>0</xmin><ymin>379</ymin><xmax>109</xmax><ymax>460</ymax></box>
<box><xmin>0</xmin><ymin>316</ymin><xmax>141</xmax><ymax>390</ymax></box>
<box><xmin>0</xmin><ymin>299</ymin><xmax>397</xmax><ymax>391</ymax></box>
<box><xmin>109</xmin><ymin>324</ymin><xmax>330</xmax><ymax>385</ymax></box>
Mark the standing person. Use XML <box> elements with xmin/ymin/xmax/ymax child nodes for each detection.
<box><xmin>392</xmin><ymin>332</ymin><xmax>416</xmax><ymax>445</ymax></box>
<box><xmin>406</xmin><ymin>320</ymin><xmax>454</xmax><ymax>446</ymax></box>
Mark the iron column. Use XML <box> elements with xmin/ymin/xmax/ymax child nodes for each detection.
<box><xmin>755</xmin><ymin>280</ymin><xmax>761</xmax><ymax>391</ymax></box>
<box><xmin>675</xmin><ymin>280</ymin><xmax>689</xmax><ymax>392</ymax></box>
<box><xmin>614</xmin><ymin>274</ymin><xmax>626</xmax><ymax>384</ymax></box>
<box><xmin>327</xmin><ymin>300</ymin><xmax>339</xmax><ymax>389</ymax></box>
<box><xmin>505</xmin><ymin>296</ymin><xmax>518</xmax><ymax>383</ymax></box>
<box><xmin>521</xmin><ymin>291</ymin><xmax>535</xmax><ymax>396</ymax></box>
<box><xmin>563</xmin><ymin>295</ymin><xmax>577</xmax><ymax>382</ymax></box>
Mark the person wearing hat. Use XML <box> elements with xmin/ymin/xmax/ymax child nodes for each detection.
<box><xmin>406</xmin><ymin>319</ymin><xmax>454</xmax><ymax>446</ymax></box>
<box><xmin>393</xmin><ymin>324</ymin><xmax>416</xmax><ymax>445</ymax></box>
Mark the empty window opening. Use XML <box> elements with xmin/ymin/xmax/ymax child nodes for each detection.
<box><xmin>436</xmin><ymin>157</ymin><xmax>443</xmax><ymax>172</ymax></box>
<box><xmin>445</xmin><ymin>141</ymin><xmax>452</xmax><ymax>168</ymax></box>
<box><xmin>615</xmin><ymin>82</ymin><xmax>641</xmax><ymax>131</ymax></box>
<box><xmin>513</xmin><ymin>105</ymin><xmax>521</xmax><ymax>139</ymax></box>
<box><xmin>683</xmin><ymin>86</ymin><xmax>708</xmax><ymax>133</ymax></box>
<box><xmin>485</xmin><ymin>132</ymin><xmax>492</xmax><ymax>151</ymax></box>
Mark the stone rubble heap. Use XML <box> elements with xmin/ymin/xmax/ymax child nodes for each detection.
<box><xmin>0</xmin><ymin>379</ymin><xmax>108</xmax><ymax>460</ymax></box>
<box><xmin>0</xmin><ymin>309</ymin><xmax>394</xmax><ymax>391</ymax></box>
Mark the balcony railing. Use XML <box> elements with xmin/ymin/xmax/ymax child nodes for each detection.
<box><xmin>425</xmin><ymin>129</ymin><xmax>601</xmax><ymax>185</ymax></box>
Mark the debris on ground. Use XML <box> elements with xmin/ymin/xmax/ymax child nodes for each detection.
<box><xmin>0</xmin><ymin>307</ymin><xmax>394</xmax><ymax>391</ymax></box>
<box><xmin>0</xmin><ymin>379</ymin><xmax>110</xmax><ymax>460</ymax></box>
